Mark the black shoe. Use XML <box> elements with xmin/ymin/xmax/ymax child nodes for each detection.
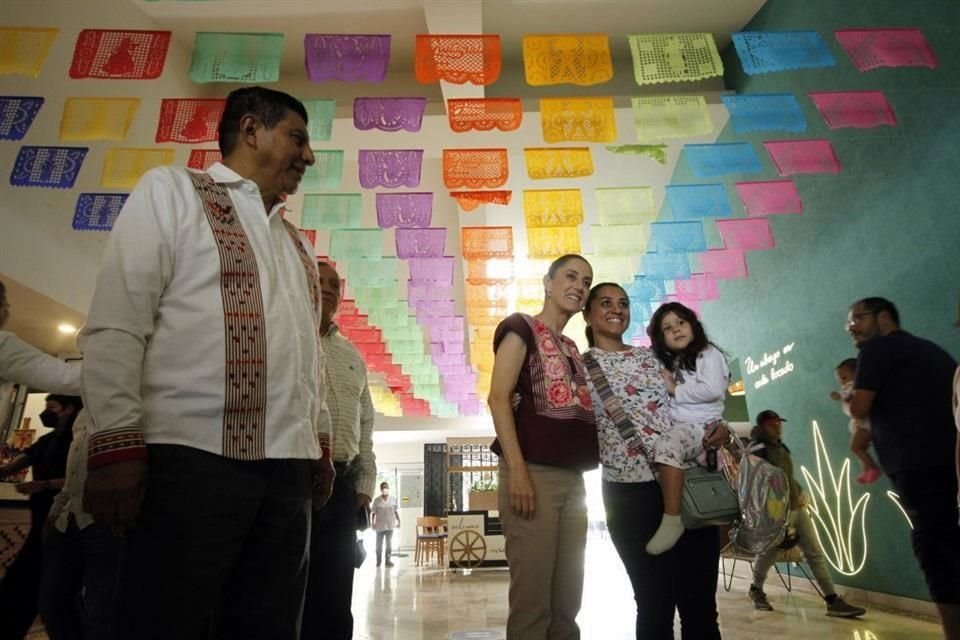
<box><xmin>385</xmin><ymin>560</ymin><xmax>394</xmax><ymax>567</ymax></box>
<box><xmin>749</xmin><ymin>586</ymin><xmax>774</xmax><ymax>611</ymax></box>
<box><xmin>826</xmin><ymin>597</ymin><xmax>865</xmax><ymax>618</ymax></box>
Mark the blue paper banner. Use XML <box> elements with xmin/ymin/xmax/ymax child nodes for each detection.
<box><xmin>665</xmin><ymin>184</ymin><xmax>732</xmax><ymax>220</ymax></box>
<box><xmin>301</xmin><ymin>193</ymin><xmax>362</xmax><ymax>229</ymax></box>
<box><xmin>721</xmin><ymin>93</ymin><xmax>806</xmax><ymax>133</ymax></box>
<box><xmin>626</xmin><ymin>276</ymin><xmax>667</xmax><ymax>302</ymax></box>
<box><xmin>10</xmin><ymin>146</ymin><xmax>88</xmax><ymax>189</ymax></box>
<box><xmin>683</xmin><ymin>143</ymin><xmax>763</xmax><ymax>178</ymax></box>
<box><xmin>732</xmin><ymin>31</ymin><xmax>836</xmax><ymax>75</ymax></box>
<box><xmin>642</xmin><ymin>252</ymin><xmax>692</xmax><ymax>280</ymax></box>
<box><xmin>650</xmin><ymin>221</ymin><xmax>707</xmax><ymax>253</ymax></box>
<box><xmin>0</xmin><ymin>97</ymin><xmax>44</xmax><ymax>141</ymax></box>
<box><xmin>73</xmin><ymin>193</ymin><xmax>129</xmax><ymax>231</ymax></box>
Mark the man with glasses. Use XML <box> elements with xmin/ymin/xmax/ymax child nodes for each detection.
<box><xmin>845</xmin><ymin>296</ymin><xmax>960</xmax><ymax>639</ymax></box>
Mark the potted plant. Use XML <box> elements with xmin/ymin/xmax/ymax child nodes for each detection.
<box><xmin>468</xmin><ymin>477</ymin><xmax>499</xmax><ymax>512</ymax></box>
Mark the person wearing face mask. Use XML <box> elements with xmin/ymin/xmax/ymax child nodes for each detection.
<box><xmin>0</xmin><ymin>394</ymin><xmax>83</xmax><ymax>640</ymax></box>
<box><xmin>371</xmin><ymin>482</ymin><xmax>400</xmax><ymax>567</ymax></box>
<box><xmin>0</xmin><ymin>280</ymin><xmax>81</xmax><ymax>395</ymax></box>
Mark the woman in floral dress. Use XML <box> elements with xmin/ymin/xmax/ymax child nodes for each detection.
<box><xmin>488</xmin><ymin>254</ymin><xmax>598</xmax><ymax>640</ymax></box>
<box><xmin>581</xmin><ymin>283</ymin><xmax>727</xmax><ymax>639</ymax></box>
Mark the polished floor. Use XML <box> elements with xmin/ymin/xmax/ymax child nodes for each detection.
<box><xmin>28</xmin><ymin>531</ymin><xmax>942</xmax><ymax>639</ymax></box>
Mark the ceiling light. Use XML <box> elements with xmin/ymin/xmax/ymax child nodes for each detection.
<box><xmin>57</xmin><ymin>323</ymin><xmax>77</xmax><ymax>334</ymax></box>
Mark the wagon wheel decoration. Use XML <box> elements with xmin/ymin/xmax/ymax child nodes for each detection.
<box><xmin>449</xmin><ymin>529</ymin><xmax>487</xmax><ymax>568</ymax></box>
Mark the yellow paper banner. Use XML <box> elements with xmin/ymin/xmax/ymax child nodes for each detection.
<box><xmin>524</xmin><ymin>147</ymin><xmax>594</xmax><ymax>179</ymax></box>
<box><xmin>584</xmin><ymin>255</ymin><xmax>637</xmax><ymax>285</ymax></box>
<box><xmin>523</xmin><ymin>189</ymin><xmax>584</xmax><ymax>227</ymax></box>
<box><xmin>631</xmin><ymin>96</ymin><xmax>713</xmax><ymax>143</ymax></box>
<box><xmin>527</xmin><ymin>226</ymin><xmax>581</xmax><ymax>259</ymax></box>
<box><xmin>60</xmin><ymin>97</ymin><xmax>140</xmax><ymax>141</ymax></box>
<box><xmin>101</xmin><ymin>148</ymin><xmax>175</xmax><ymax>188</ymax></box>
<box><xmin>594</xmin><ymin>187</ymin><xmax>657</xmax><ymax>225</ymax></box>
<box><xmin>628</xmin><ymin>33</ymin><xmax>723</xmax><ymax>86</ymax></box>
<box><xmin>0</xmin><ymin>27</ymin><xmax>58</xmax><ymax>77</ymax></box>
<box><xmin>590</xmin><ymin>224</ymin><xmax>651</xmax><ymax>256</ymax></box>
<box><xmin>523</xmin><ymin>34</ymin><xmax>613</xmax><ymax>86</ymax></box>
<box><xmin>466</xmin><ymin>283</ymin><xmax>510</xmax><ymax>309</ymax></box>
<box><xmin>540</xmin><ymin>97</ymin><xmax>616</xmax><ymax>143</ymax></box>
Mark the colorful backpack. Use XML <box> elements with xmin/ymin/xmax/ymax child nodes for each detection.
<box><xmin>728</xmin><ymin>447</ymin><xmax>790</xmax><ymax>555</ymax></box>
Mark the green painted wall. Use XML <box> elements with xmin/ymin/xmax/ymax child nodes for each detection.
<box><xmin>687</xmin><ymin>1</ymin><xmax>960</xmax><ymax>600</ymax></box>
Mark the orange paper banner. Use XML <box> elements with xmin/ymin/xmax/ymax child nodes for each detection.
<box><xmin>443</xmin><ymin>149</ymin><xmax>509</xmax><ymax>189</ymax></box>
<box><xmin>415</xmin><ymin>35</ymin><xmax>501</xmax><ymax>85</ymax></box>
<box><xmin>447</xmin><ymin>98</ymin><xmax>523</xmax><ymax>132</ymax></box>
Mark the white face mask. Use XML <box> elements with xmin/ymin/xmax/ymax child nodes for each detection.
<box><xmin>381</xmin><ymin>490</ymin><xmax>389</xmax><ymax>498</ymax></box>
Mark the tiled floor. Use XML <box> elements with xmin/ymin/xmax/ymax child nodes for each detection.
<box><xmin>27</xmin><ymin>532</ymin><xmax>942</xmax><ymax>639</ymax></box>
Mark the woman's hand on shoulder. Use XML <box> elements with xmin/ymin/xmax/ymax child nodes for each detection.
<box><xmin>659</xmin><ymin>369</ymin><xmax>677</xmax><ymax>395</ymax></box>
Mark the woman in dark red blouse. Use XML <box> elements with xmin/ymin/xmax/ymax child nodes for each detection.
<box><xmin>488</xmin><ymin>254</ymin><xmax>598</xmax><ymax>640</ymax></box>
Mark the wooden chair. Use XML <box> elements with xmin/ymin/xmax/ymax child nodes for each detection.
<box><xmin>415</xmin><ymin>516</ymin><xmax>445</xmax><ymax>567</ymax></box>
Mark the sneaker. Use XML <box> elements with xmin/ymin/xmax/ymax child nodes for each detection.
<box><xmin>385</xmin><ymin>561</ymin><xmax>394</xmax><ymax>567</ymax></box>
<box><xmin>826</xmin><ymin>597</ymin><xmax>866</xmax><ymax>618</ymax></box>
<box><xmin>749</xmin><ymin>586</ymin><xmax>774</xmax><ymax>611</ymax></box>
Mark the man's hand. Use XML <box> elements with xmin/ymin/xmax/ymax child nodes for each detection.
<box><xmin>703</xmin><ymin>419</ymin><xmax>731</xmax><ymax>448</ymax></box>
<box><xmin>312</xmin><ymin>457</ymin><xmax>335</xmax><ymax>510</ymax></box>
<box><xmin>83</xmin><ymin>459</ymin><xmax>147</xmax><ymax>533</ymax></box>
<box><xmin>14</xmin><ymin>480</ymin><xmax>49</xmax><ymax>495</ymax></box>
<box><xmin>355</xmin><ymin>493</ymin><xmax>371</xmax><ymax>509</ymax></box>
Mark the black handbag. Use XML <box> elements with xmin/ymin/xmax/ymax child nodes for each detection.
<box><xmin>356</xmin><ymin>504</ymin><xmax>370</xmax><ymax>531</ymax></box>
<box><xmin>354</xmin><ymin>538</ymin><xmax>367</xmax><ymax>568</ymax></box>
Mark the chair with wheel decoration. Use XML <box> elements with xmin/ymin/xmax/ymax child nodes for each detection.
<box><xmin>415</xmin><ymin>516</ymin><xmax>445</xmax><ymax>567</ymax></box>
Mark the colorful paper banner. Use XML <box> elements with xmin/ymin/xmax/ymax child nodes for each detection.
<box><xmin>301</xmin><ymin>194</ymin><xmax>363</xmax><ymax>229</ymax></box>
<box><xmin>665</xmin><ymin>184</ymin><xmax>732</xmax><ymax>219</ymax></box>
<box><xmin>10</xmin><ymin>146</ymin><xmax>87</xmax><ymax>189</ymax></box>
<box><xmin>732</xmin><ymin>31</ymin><xmax>836</xmax><ymax>75</ymax></box>
<box><xmin>301</xmin><ymin>150</ymin><xmax>345</xmax><ymax>190</ymax></box>
<box><xmin>524</xmin><ymin>147</ymin><xmax>593</xmax><ymax>179</ymax></box>
<box><xmin>61</xmin><ymin>97</ymin><xmax>140</xmax><ymax>142</ymax></box>
<box><xmin>650</xmin><ymin>221</ymin><xmax>707</xmax><ymax>253</ymax></box>
<box><xmin>763</xmin><ymin>139</ymin><xmax>841</xmax><ymax>176</ymax></box>
<box><xmin>540</xmin><ymin>97</ymin><xmax>616</xmax><ymax>143</ymax></box>
<box><xmin>450</xmin><ymin>190</ymin><xmax>512</xmax><ymax>211</ymax></box>
<box><xmin>354</xmin><ymin>97</ymin><xmax>426</xmax><ymax>132</ymax></box>
<box><xmin>590</xmin><ymin>224</ymin><xmax>651</xmax><ymax>256</ymax></box>
<box><xmin>101</xmin><ymin>148</ymin><xmax>174</xmax><ymax>188</ymax></box>
<box><xmin>461</xmin><ymin>227</ymin><xmax>514</xmax><ymax>260</ymax></box>
<box><xmin>358</xmin><ymin>149</ymin><xmax>423</xmax><ymax>188</ymax></box>
<box><xmin>189</xmin><ymin>32</ymin><xmax>283</xmax><ymax>83</ymax></box>
<box><xmin>604</xmin><ymin>144</ymin><xmax>668</xmax><ymax>164</ymax></box>
<box><xmin>683</xmin><ymin>143</ymin><xmax>763</xmax><ymax>178</ymax></box>
<box><xmin>442</xmin><ymin>149</ymin><xmax>509</xmax><ymax>189</ymax></box>
<box><xmin>155</xmin><ymin>98</ymin><xmax>224</xmax><ymax>143</ymax></box>
<box><xmin>447</xmin><ymin>98</ymin><xmax>522</xmax><ymax>133</ymax></box>
<box><xmin>523</xmin><ymin>189</ymin><xmax>584</xmax><ymax>227</ymax></box>
<box><xmin>304</xmin><ymin>34</ymin><xmax>391</xmax><ymax>83</ymax></box>
<box><xmin>527</xmin><ymin>226</ymin><xmax>581</xmax><ymax>259</ymax></box>
<box><xmin>808</xmin><ymin>91</ymin><xmax>897</xmax><ymax>129</ymax></box>
<box><xmin>720</xmin><ymin>93</ymin><xmax>806</xmax><ymax>133</ymax></box>
<box><xmin>72</xmin><ymin>193</ymin><xmax>128</xmax><ymax>231</ymax></box>
<box><xmin>187</xmin><ymin>149</ymin><xmax>222</xmax><ymax>171</ymax></box>
<box><xmin>698</xmin><ymin>248</ymin><xmax>748</xmax><ymax>279</ymax></box>
<box><xmin>735</xmin><ymin>180</ymin><xmax>803</xmax><ymax>216</ymax></box>
<box><xmin>628</xmin><ymin>33</ymin><xmax>723</xmax><ymax>85</ymax></box>
<box><xmin>523</xmin><ymin>34</ymin><xmax>613</xmax><ymax>86</ymax></box>
<box><xmin>396</xmin><ymin>228</ymin><xmax>447</xmax><ymax>258</ymax></box>
<box><xmin>304</xmin><ymin>99</ymin><xmax>336</xmax><ymax>142</ymax></box>
<box><xmin>0</xmin><ymin>97</ymin><xmax>44</xmax><ymax>140</ymax></box>
<box><xmin>1</xmin><ymin>27</ymin><xmax>59</xmax><ymax>78</ymax></box>
<box><xmin>69</xmin><ymin>29</ymin><xmax>169</xmax><ymax>79</ymax></box>
<box><xmin>834</xmin><ymin>28</ymin><xmax>937</xmax><ymax>71</ymax></box>
<box><xmin>329</xmin><ymin>229</ymin><xmax>384</xmax><ymax>260</ymax></box>
<box><xmin>415</xmin><ymin>35</ymin><xmax>501</xmax><ymax>85</ymax></box>
<box><xmin>594</xmin><ymin>187</ymin><xmax>657</xmax><ymax>225</ymax></box>
<box><xmin>716</xmin><ymin>218</ymin><xmax>775</xmax><ymax>251</ymax></box>
<box><xmin>631</xmin><ymin>96</ymin><xmax>712</xmax><ymax>142</ymax></box>
<box><xmin>642</xmin><ymin>252</ymin><xmax>692</xmax><ymax>280</ymax></box>
<box><xmin>376</xmin><ymin>192</ymin><xmax>433</xmax><ymax>228</ymax></box>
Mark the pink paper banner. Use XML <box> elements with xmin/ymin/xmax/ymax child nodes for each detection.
<box><xmin>763</xmin><ymin>139</ymin><xmax>841</xmax><ymax>176</ymax></box>
<box><xmin>156</xmin><ymin>98</ymin><xmax>225</xmax><ymax>143</ymax></box>
<box><xmin>715</xmin><ymin>218</ymin><xmax>774</xmax><ymax>251</ymax></box>
<box><xmin>808</xmin><ymin>91</ymin><xmax>897</xmax><ymax>129</ymax></box>
<box><xmin>834</xmin><ymin>28</ymin><xmax>937</xmax><ymax>71</ymax></box>
<box><xmin>698</xmin><ymin>249</ymin><xmax>748</xmax><ymax>279</ymax></box>
<box><xmin>673</xmin><ymin>273</ymin><xmax>719</xmax><ymax>301</ymax></box>
<box><xmin>735</xmin><ymin>180</ymin><xmax>802</xmax><ymax>216</ymax></box>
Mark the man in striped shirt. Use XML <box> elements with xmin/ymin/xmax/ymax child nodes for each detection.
<box><xmin>301</xmin><ymin>261</ymin><xmax>377</xmax><ymax>640</ymax></box>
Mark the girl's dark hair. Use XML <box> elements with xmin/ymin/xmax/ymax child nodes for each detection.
<box><xmin>583</xmin><ymin>283</ymin><xmax>629</xmax><ymax>348</ymax></box>
<box><xmin>0</xmin><ymin>280</ymin><xmax>6</xmax><ymax>306</ymax></box>
<box><xmin>380</xmin><ymin>481</ymin><xmax>389</xmax><ymax>490</ymax></box>
<box><xmin>647</xmin><ymin>302</ymin><xmax>717</xmax><ymax>372</ymax></box>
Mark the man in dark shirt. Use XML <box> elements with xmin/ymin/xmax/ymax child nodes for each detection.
<box><xmin>845</xmin><ymin>297</ymin><xmax>960</xmax><ymax>638</ymax></box>
<box><xmin>0</xmin><ymin>394</ymin><xmax>82</xmax><ymax>640</ymax></box>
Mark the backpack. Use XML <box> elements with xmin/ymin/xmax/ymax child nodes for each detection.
<box><xmin>728</xmin><ymin>447</ymin><xmax>790</xmax><ymax>555</ymax></box>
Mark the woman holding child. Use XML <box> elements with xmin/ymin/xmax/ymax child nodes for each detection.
<box><xmin>581</xmin><ymin>284</ymin><xmax>727</xmax><ymax>639</ymax></box>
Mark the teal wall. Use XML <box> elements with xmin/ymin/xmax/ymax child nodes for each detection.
<box><xmin>687</xmin><ymin>1</ymin><xmax>960</xmax><ymax>600</ymax></box>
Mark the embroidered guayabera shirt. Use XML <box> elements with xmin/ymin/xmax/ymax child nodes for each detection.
<box><xmin>79</xmin><ymin>163</ymin><xmax>332</xmax><ymax>467</ymax></box>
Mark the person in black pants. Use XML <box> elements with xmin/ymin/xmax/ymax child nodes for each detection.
<box><xmin>0</xmin><ymin>394</ymin><xmax>82</xmax><ymax>640</ymax></box>
<box><xmin>604</xmin><ymin>482</ymin><xmax>721</xmax><ymax>638</ymax></box>
<box><xmin>581</xmin><ymin>283</ymin><xmax>725</xmax><ymax>639</ymax></box>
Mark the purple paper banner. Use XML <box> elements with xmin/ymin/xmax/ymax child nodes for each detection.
<box><xmin>359</xmin><ymin>149</ymin><xmax>423</xmax><ymax>189</ymax></box>
<box><xmin>0</xmin><ymin>97</ymin><xmax>44</xmax><ymax>141</ymax></box>
<box><xmin>354</xmin><ymin>97</ymin><xmax>426</xmax><ymax>132</ymax></box>
<box><xmin>304</xmin><ymin>34</ymin><xmax>391</xmax><ymax>83</ymax></box>
<box><xmin>376</xmin><ymin>192</ymin><xmax>433</xmax><ymax>228</ymax></box>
